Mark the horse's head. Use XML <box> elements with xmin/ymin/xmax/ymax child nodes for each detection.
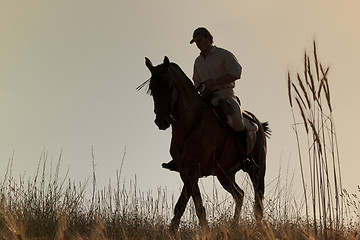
<box><xmin>145</xmin><ymin>56</ymin><xmax>176</xmax><ymax>130</ymax></box>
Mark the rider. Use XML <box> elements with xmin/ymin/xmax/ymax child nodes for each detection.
<box><xmin>191</xmin><ymin>27</ymin><xmax>245</xmax><ymax>132</ymax></box>
<box><xmin>162</xmin><ymin>27</ymin><xmax>253</xmax><ymax>171</ymax></box>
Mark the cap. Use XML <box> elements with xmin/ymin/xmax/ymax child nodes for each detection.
<box><xmin>190</xmin><ymin>27</ymin><xmax>212</xmax><ymax>44</ymax></box>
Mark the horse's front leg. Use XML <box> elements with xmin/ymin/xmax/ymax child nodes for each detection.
<box><xmin>170</xmin><ymin>180</ymin><xmax>209</xmax><ymax>232</ymax></box>
<box><xmin>191</xmin><ymin>181</ymin><xmax>209</xmax><ymax>231</ymax></box>
<box><xmin>170</xmin><ymin>185</ymin><xmax>190</xmax><ymax>232</ymax></box>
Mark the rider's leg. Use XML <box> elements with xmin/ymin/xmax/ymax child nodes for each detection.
<box><xmin>162</xmin><ymin>160</ymin><xmax>178</xmax><ymax>171</ymax></box>
<box><xmin>226</xmin><ymin>96</ymin><xmax>248</xmax><ymax>155</ymax></box>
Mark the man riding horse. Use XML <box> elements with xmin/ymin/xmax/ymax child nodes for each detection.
<box><xmin>163</xmin><ymin>27</ymin><xmax>257</xmax><ymax>171</ymax></box>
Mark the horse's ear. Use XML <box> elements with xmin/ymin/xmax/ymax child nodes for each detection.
<box><xmin>163</xmin><ymin>56</ymin><xmax>170</xmax><ymax>69</ymax></box>
<box><xmin>145</xmin><ymin>57</ymin><xmax>154</xmax><ymax>72</ymax></box>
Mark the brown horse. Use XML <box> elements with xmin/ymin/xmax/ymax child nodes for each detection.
<box><xmin>141</xmin><ymin>56</ymin><xmax>270</xmax><ymax>231</ymax></box>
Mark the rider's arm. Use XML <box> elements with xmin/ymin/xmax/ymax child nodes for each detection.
<box><xmin>204</xmin><ymin>73</ymin><xmax>237</xmax><ymax>89</ymax></box>
<box><xmin>215</xmin><ymin>73</ymin><xmax>238</xmax><ymax>85</ymax></box>
<box><xmin>204</xmin><ymin>50</ymin><xmax>242</xmax><ymax>90</ymax></box>
<box><xmin>223</xmin><ymin>50</ymin><xmax>242</xmax><ymax>80</ymax></box>
<box><xmin>193</xmin><ymin>58</ymin><xmax>202</xmax><ymax>88</ymax></box>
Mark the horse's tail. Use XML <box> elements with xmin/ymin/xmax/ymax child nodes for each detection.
<box><xmin>261</xmin><ymin>122</ymin><xmax>271</xmax><ymax>138</ymax></box>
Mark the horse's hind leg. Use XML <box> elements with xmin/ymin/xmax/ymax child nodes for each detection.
<box><xmin>217</xmin><ymin>172</ymin><xmax>244</xmax><ymax>222</ymax></box>
<box><xmin>248</xmin><ymin>169</ymin><xmax>264</xmax><ymax>221</ymax></box>
<box><xmin>247</xmin><ymin>152</ymin><xmax>266</xmax><ymax>221</ymax></box>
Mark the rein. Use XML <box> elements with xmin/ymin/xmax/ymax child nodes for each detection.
<box><xmin>170</xmin><ymin>97</ymin><xmax>202</xmax><ymax>122</ymax></box>
<box><xmin>168</xmin><ymin>68</ymin><xmax>203</xmax><ymax>123</ymax></box>
<box><xmin>170</xmin><ymin>81</ymin><xmax>215</xmax><ymax>122</ymax></box>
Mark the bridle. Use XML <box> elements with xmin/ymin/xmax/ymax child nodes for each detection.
<box><xmin>156</xmin><ymin>67</ymin><xmax>203</xmax><ymax>123</ymax></box>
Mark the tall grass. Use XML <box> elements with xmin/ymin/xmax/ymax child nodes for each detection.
<box><xmin>0</xmin><ymin>149</ymin><xmax>359</xmax><ymax>239</ymax></box>
<box><xmin>287</xmin><ymin>41</ymin><xmax>350</xmax><ymax>238</ymax></box>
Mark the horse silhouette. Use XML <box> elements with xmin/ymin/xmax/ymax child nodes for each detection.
<box><xmin>141</xmin><ymin>56</ymin><xmax>270</xmax><ymax>231</ymax></box>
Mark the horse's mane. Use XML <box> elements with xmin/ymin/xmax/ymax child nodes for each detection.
<box><xmin>169</xmin><ymin>63</ymin><xmax>192</xmax><ymax>83</ymax></box>
<box><xmin>169</xmin><ymin>63</ymin><xmax>199</xmax><ymax>93</ymax></box>
<box><xmin>137</xmin><ymin>61</ymin><xmax>198</xmax><ymax>95</ymax></box>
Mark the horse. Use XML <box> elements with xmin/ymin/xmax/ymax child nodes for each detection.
<box><xmin>140</xmin><ymin>56</ymin><xmax>270</xmax><ymax>231</ymax></box>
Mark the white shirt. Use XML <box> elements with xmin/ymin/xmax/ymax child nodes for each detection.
<box><xmin>193</xmin><ymin>46</ymin><xmax>242</xmax><ymax>91</ymax></box>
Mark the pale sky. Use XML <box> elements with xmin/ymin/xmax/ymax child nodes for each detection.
<box><xmin>1</xmin><ymin>1</ymin><xmax>359</xmax><ymax>201</ymax></box>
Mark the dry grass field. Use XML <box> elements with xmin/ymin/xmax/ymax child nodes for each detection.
<box><xmin>0</xmin><ymin>159</ymin><xmax>358</xmax><ymax>240</ymax></box>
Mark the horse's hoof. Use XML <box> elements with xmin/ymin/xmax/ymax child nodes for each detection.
<box><xmin>169</xmin><ymin>219</ymin><xmax>180</xmax><ymax>234</ymax></box>
<box><xmin>200</xmin><ymin>221</ymin><xmax>210</xmax><ymax>233</ymax></box>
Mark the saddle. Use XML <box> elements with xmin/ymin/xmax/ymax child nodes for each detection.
<box><xmin>207</xmin><ymin>95</ymin><xmax>258</xmax><ymax>157</ymax></box>
<box><xmin>209</xmin><ymin>96</ymin><xmax>258</xmax><ymax>132</ymax></box>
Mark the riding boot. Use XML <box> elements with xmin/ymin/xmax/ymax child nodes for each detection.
<box><xmin>162</xmin><ymin>160</ymin><xmax>178</xmax><ymax>172</ymax></box>
<box><xmin>236</xmin><ymin>129</ymin><xmax>247</xmax><ymax>156</ymax></box>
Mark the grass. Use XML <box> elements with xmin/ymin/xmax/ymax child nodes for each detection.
<box><xmin>0</xmin><ymin>152</ymin><xmax>358</xmax><ymax>239</ymax></box>
<box><xmin>0</xmin><ymin>42</ymin><xmax>359</xmax><ymax>239</ymax></box>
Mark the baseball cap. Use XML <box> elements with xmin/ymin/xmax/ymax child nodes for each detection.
<box><xmin>190</xmin><ymin>27</ymin><xmax>212</xmax><ymax>44</ymax></box>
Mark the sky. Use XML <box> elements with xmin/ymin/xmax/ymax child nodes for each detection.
<box><xmin>1</xmin><ymin>0</ymin><xmax>359</xmax><ymax>203</ymax></box>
